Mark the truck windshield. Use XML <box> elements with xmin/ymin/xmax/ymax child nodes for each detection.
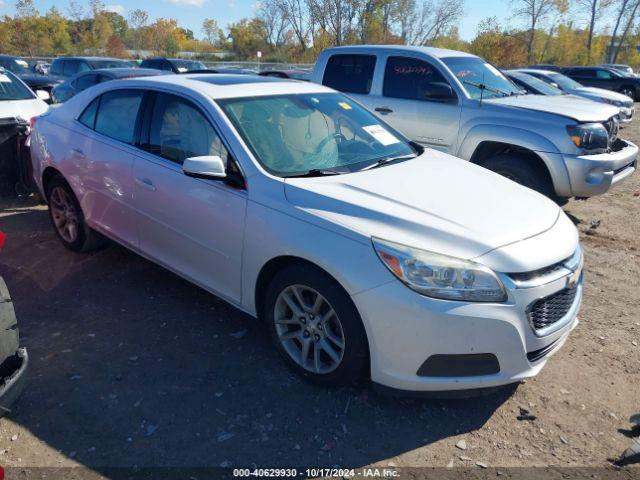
<box><xmin>2</xmin><ymin>58</ymin><xmax>31</xmax><ymax>75</ymax></box>
<box><xmin>442</xmin><ymin>57</ymin><xmax>520</xmax><ymax>99</ymax></box>
<box><xmin>0</xmin><ymin>71</ymin><xmax>35</xmax><ymax>101</ymax></box>
<box><xmin>218</xmin><ymin>93</ymin><xmax>416</xmax><ymax>177</ymax></box>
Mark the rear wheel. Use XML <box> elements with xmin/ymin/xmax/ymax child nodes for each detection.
<box><xmin>46</xmin><ymin>176</ymin><xmax>105</xmax><ymax>252</ymax></box>
<box><xmin>263</xmin><ymin>263</ymin><xmax>369</xmax><ymax>387</ymax></box>
<box><xmin>619</xmin><ymin>86</ymin><xmax>635</xmax><ymax>100</ymax></box>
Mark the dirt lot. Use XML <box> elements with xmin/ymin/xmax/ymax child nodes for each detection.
<box><xmin>0</xmin><ymin>113</ymin><xmax>638</xmax><ymax>478</ymax></box>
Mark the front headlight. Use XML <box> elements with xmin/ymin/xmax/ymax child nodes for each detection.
<box><xmin>601</xmin><ymin>97</ymin><xmax>623</xmax><ymax>107</ymax></box>
<box><xmin>566</xmin><ymin>123</ymin><xmax>609</xmax><ymax>151</ymax></box>
<box><xmin>372</xmin><ymin>238</ymin><xmax>507</xmax><ymax>302</ymax></box>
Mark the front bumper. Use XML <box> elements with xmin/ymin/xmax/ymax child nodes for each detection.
<box><xmin>0</xmin><ymin>348</ymin><xmax>28</xmax><ymax>417</ymax></box>
<box><xmin>562</xmin><ymin>139</ymin><xmax>638</xmax><ymax>196</ymax></box>
<box><xmin>620</xmin><ymin>106</ymin><xmax>634</xmax><ymax>123</ymax></box>
<box><xmin>351</xmin><ymin>269</ymin><xmax>581</xmax><ymax>393</ymax></box>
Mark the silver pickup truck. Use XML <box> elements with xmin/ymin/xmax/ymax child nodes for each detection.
<box><xmin>312</xmin><ymin>45</ymin><xmax>638</xmax><ymax>201</ymax></box>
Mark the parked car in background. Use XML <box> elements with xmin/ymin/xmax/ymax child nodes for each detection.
<box><xmin>51</xmin><ymin>68</ymin><xmax>172</xmax><ymax>104</ymax></box>
<box><xmin>139</xmin><ymin>58</ymin><xmax>206</xmax><ymax>73</ymax></box>
<box><xmin>504</xmin><ymin>70</ymin><xmax>566</xmax><ymax>96</ymax></box>
<box><xmin>599</xmin><ymin>63</ymin><xmax>636</xmax><ymax>76</ymax></box>
<box><xmin>33</xmin><ymin>61</ymin><xmax>50</xmax><ymax>75</ymax></box>
<box><xmin>0</xmin><ymin>54</ymin><xmax>61</xmax><ymax>100</ymax></box>
<box><xmin>259</xmin><ymin>69</ymin><xmax>311</xmax><ymax>81</ymax></box>
<box><xmin>527</xmin><ymin>64</ymin><xmax>562</xmax><ymax>72</ymax></box>
<box><xmin>312</xmin><ymin>46</ymin><xmax>637</xmax><ymax>201</ymax></box>
<box><xmin>562</xmin><ymin>66</ymin><xmax>640</xmax><ymax>100</ymax></box>
<box><xmin>515</xmin><ymin>69</ymin><xmax>635</xmax><ymax>123</ymax></box>
<box><xmin>0</xmin><ymin>68</ymin><xmax>49</xmax><ymax>119</ymax></box>
<box><xmin>30</xmin><ymin>74</ymin><xmax>583</xmax><ymax>394</ymax></box>
<box><xmin>50</xmin><ymin>57</ymin><xmax>136</xmax><ymax>79</ymax></box>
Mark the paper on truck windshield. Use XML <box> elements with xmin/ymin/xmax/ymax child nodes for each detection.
<box><xmin>0</xmin><ymin>74</ymin><xmax>11</xmax><ymax>83</ymax></box>
<box><xmin>362</xmin><ymin>124</ymin><xmax>400</xmax><ymax>146</ymax></box>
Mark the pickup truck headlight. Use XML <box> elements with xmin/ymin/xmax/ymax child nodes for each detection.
<box><xmin>372</xmin><ymin>238</ymin><xmax>507</xmax><ymax>302</ymax></box>
<box><xmin>567</xmin><ymin>123</ymin><xmax>608</xmax><ymax>151</ymax></box>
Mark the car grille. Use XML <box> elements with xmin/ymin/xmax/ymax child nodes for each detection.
<box><xmin>528</xmin><ymin>285</ymin><xmax>579</xmax><ymax>331</ymax></box>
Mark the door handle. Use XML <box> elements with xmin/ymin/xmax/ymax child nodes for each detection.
<box><xmin>135</xmin><ymin>177</ymin><xmax>157</xmax><ymax>192</ymax></box>
<box><xmin>71</xmin><ymin>148</ymin><xmax>85</xmax><ymax>158</ymax></box>
<box><xmin>375</xmin><ymin>107</ymin><xmax>393</xmax><ymax>114</ymax></box>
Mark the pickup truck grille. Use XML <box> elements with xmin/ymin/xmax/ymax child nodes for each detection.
<box><xmin>528</xmin><ymin>285</ymin><xmax>579</xmax><ymax>331</ymax></box>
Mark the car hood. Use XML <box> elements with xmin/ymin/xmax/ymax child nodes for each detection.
<box><xmin>284</xmin><ymin>150</ymin><xmax>561</xmax><ymax>263</ymax></box>
<box><xmin>0</xmin><ymin>98</ymin><xmax>49</xmax><ymax>122</ymax></box>
<box><xmin>484</xmin><ymin>94</ymin><xmax>620</xmax><ymax>122</ymax></box>
<box><xmin>573</xmin><ymin>86</ymin><xmax>633</xmax><ymax>103</ymax></box>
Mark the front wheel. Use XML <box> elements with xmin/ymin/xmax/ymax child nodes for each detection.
<box><xmin>263</xmin><ymin>263</ymin><xmax>369</xmax><ymax>387</ymax></box>
<box><xmin>480</xmin><ymin>154</ymin><xmax>559</xmax><ymax>201</ymax></box>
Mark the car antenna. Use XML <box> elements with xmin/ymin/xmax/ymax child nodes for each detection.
<box><xmin>480</xmin><ymin>71</ymin><xmax>485</xmax><ymax>107</ymax></box>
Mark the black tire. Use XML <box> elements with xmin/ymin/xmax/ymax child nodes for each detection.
<box><xmin>480</xmin><ymin>154</ymin><xmax>558</xmax><ymax>200</ymax></box>
<box><xmin>46</xmin><ymin>175</ymin><xmax>105</xmax><ymax>252</ymax></box>
<box><xmin>263</xmin><ymin>263</ymin><xmax>369</xmax><ymax>387</ymax></box>
<box><xmin>619</xmin><ymin>86</ymin><xmax>636</xmax><ymax>100</ymax></box>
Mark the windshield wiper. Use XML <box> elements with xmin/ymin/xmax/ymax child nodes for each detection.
<box><xmin>463</xmin><ymin>80</ymin><xmax>510</xmax><ymax>97</ymax></box>
<box><xmin>359</xmin><ymin>154</ymin><xmax>417</xmax><ymax>171</ymax></box>
<box><xmin>284</xmin><ymin>168</ymin><xmax>350</xmax><ymax>178</ymax></box>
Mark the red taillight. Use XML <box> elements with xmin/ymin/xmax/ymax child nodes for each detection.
<box><xmin>29</xmin><ymin>116</ymin><xmax>37</xmax><ymax>129</ymax></box>
<box><xmin>0</xmin><ymin>230</ymin><xmax>5</xmax><ymax>250</ymax></box>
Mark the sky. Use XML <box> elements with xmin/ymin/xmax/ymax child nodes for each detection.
<box><xmin>0</xmin><ymin>0</ymin><xmax>618</xmax><ymax>42</ymax></box>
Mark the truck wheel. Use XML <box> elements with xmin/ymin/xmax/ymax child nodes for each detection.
<box><xmin>263</xmin><ymin>263</ymin><xmax>369</xmax><ymax>387</ymax></box>
<box><xmin>480</xmin><ymin>154</ymin><xmax>558</xmax><ymax>200</ymax></box>
<box><xmin>46</xmin><ymin>176</ymin><xmax>105</xmax><ymax>252</ymax></box>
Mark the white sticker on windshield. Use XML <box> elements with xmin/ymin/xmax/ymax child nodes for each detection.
<box><xmin>362</xmin><ymin>124</ymin><xmax>400</xmax><ymax>146</ymax></box>
<box><xmin>15</xmin><ymin>60</ymin><xmax>28</xmax><ymax>67</ymax></box>
<box><xmin>0</xmin><ymin>74</ymin><xmax>11</xmax><ymax>83</ymax></box>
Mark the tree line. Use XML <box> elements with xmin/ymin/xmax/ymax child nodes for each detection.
<box><xmin>0</xmin><ymin>0</ymin><xmax>639</xmax><ymax>67</ymax></box>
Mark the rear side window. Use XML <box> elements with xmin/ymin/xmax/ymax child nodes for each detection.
<box><xmin>595</xmin><ymin>69</ymin><xmax>613</xmax><ymax>79</ymax></box>
<box><xmin>147</xmin><ymin>93</ymin><xmax>228</xmax><ymax>165</ymax></box>
<box><xmin>322</xmin><ymin>54</ymin><xmax>376</xmax><ymax>94</ymax></box>
<box><xmin>383</xmin><ymin>56</ymin><xmax>449</xmax><ymax>100</ymax></box>
<box><xmin>94</xmin><ymin>90</ymin><xmax>144</xmax><ymax>144</ymax></box>
<box><xmin>78</xmin><ymin>97</ymin><xmax>99</xmax><ymax>129</ymax></box>
<box><xmin>74</xmin><ymin>74</ymin><xmax>100</xmax><ymax>91</ymax></box>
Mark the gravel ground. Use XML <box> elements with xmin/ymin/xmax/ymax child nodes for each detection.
<box><xmin>0</xmin><ymin>111</ymin><xmax>638</xmax><ymax>477</ymax></box>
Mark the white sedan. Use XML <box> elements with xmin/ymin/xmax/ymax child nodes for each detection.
<box><xmin>29</xmin><ymin>74</ymin><xmax>582</xmax><ymax>394</ymax></box>
<box><xmin>0</xmin><ymin>68</ymin><xmax>48</xmax><ymax>121</ymax></box>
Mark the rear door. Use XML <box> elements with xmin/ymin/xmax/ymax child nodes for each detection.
<box><xmin>375</xmin><ymin>55</ymin><xmax>461</xmax><ymax>152</ymax></box>
<box><xmin>72</xmin><ymin>89</ymin><xmax>145</xmax><ymax>248</ymax></box>
<box><xmin>131</xmin><ymin>91</ymin><xmax>247</xmax><ymax>302</ymax></box>
<box><xmin>321</xmin><ymin>54</ymin><xmax>377</xmax><ymax>109</ymax></box>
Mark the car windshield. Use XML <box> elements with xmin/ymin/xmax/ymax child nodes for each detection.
<box><xmin>218</xmin><ymin>93</ymin><xmax>416</xmax><ymax>176</ymax></box>
<box><xmin>442</xmin><ymin>56</ymin><xmax>520</xmax><ymax>99</ymax></box>
<box><xmin>512</xmin><ymin>72</ymin><xmax>563</xmax><ymax>95</ymax></box>
<box><xmin>547</xmin><ymin>72</ymin><xmax>584</xmax><ymax>90</ymax></box>
<box><xmin>289</xmin><ymin>71</ymin><xmax>310</xmax><ymax>81</ymax></box>
<box><xmin>173</xmin><ymin>60</ymin><xmax>206</xmax><ymax>72</ymax></box>
<box><xmin>0</xmin><ymin>70</ymin><xmax>34</xmax><ymax>101</ymax></box>
<box><xmin>3</xmin><ymin>58</ymin><xmax>31</xmax><ymax>75</ymax></box>
<box><xmin>89</xmin><ymin>59</ymin><xmax>135</xmax><ymax>69</ymax></box>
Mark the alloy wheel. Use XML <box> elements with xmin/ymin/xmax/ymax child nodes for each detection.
<box><xmin>49</xmin><ymin>186</ymin><xmax>79</xmax><ymax>243</ymax></box>
<box><xmin>273</xmin><ymin>285</ymin><xmax>345</xmax><ymax>374</ymax></box>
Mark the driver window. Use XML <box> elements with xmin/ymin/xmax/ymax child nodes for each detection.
<box><xmin>596</xmin><ymin>69</ymin><xmax>612</xmax><ymax>79</ymax></box>
<box><xmin>383</xmin><ymin>56</ymin><xmax>450</xmax><ymax>100</ymax></box>
<box><xmin>148</xmin><ymin>93</ymin><xmax>228</xmax><ymax>165</ymax></box>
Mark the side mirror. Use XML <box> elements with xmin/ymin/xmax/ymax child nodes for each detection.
<box><xmin>183</xmin><ymin>155</ymin><xmax>226</xmax><ymax>180</ymax></box>
<box><xmin>36</xmin><ymin>90</ymin><xmax>50</xmax><ymax>101</ymax></box>
<box><xmin>424</xmin><ymin>82</ymin><xmax>456</xmax><ymax>102</ymax></box>
<box><xmin>550</xmin><ymin>82</ymin><xmax>560</xmax><ymax>89</ymax></box>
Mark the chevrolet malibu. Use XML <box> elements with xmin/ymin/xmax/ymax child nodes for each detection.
<box><xmin>30</xmin><ymin>75</ymin><xmax>583</xmax><ymax>393</ymax></box>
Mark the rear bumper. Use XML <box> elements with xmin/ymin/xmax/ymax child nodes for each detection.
<box><xmin>562</xmin><ymin>140</ymin><xmax>638</xmax><ymax>196</ymax></box>
<box><xmin>0</xmin><ymin>348</ymin><xmax>28</xmax><ymax>417</ymax></box>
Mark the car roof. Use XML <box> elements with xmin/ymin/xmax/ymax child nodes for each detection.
<box><xmin>0</xmin><ymin>54</ymin><xmax>22</xmax><ymax>59</ymax></box>
<box><xmin>515</xmin><ymin>68</ymin><xmax>558</xmax><ymax>76</ymax></box>
<box><xmin>111</xmin><ymin>74</ymin><xmax>332</xmax><ymax>99</ymax></box>
<box><xmin>91</xmin><ymin>68</ymin><xmax>169</xmax><ymax>78</ymax></box>
<box><xmin>321</xmin><ymin>44</ymin><xmax>477</xmax><ymax>59</ymax></box>
<box><xmin>54</xmin><ymin>56</ymin><xmax>128</xmax><ymax>62</ymax></box>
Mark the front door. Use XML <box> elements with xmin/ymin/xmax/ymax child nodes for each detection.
<box><xmin>132</xmin><ymin>92</ymin><xmax>247</xmax><ymax>303</ymax></box>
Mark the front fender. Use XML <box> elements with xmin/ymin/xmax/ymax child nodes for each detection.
<box><xmin>456</xmin><ymin>124</ymin><xmax>572</xmax><ymax>197</ymax></box>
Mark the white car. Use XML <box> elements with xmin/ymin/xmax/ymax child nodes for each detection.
<box><xmin>517</xmin><ymin>69</ymin><xmax>635</xmax><ymax>124</ymax></box>
<box><xmin>29</xmin><ymin>74</ymin><xmax>583</xmax><ymax>394</ymax></box>
<box><xmin>0</xmin><ymin>68</ymin><xmax>49</xmax><ymax>121</ymax></box>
